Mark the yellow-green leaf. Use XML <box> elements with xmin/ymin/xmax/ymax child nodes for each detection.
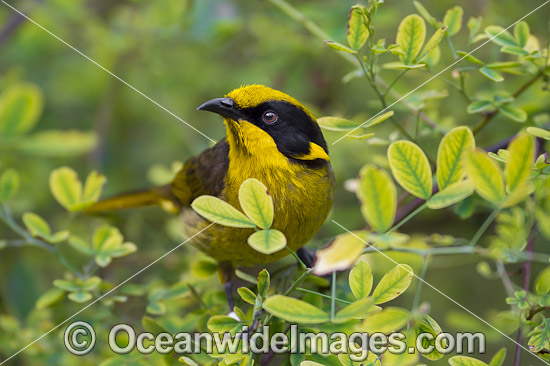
<box><xmin>418</xmin><ymin>26</ymin><xmax>447</xmax><ymax>62</ymax></box>
<box><xmin>347</xmin><ymin>5</ymin><xmax>369</xmax><ymax>50</ymax></box>
<box><xmin>372</xmin><ymin>264</ymin><xmax>413</xmax><ymax>304</ymax></box>
<box><xmin>485</xmin><ymin>25</ymin><xmax>517</xmax><ymax>47</ymax></box>
<box><xmin>17</xmin><ymin>130</ymin><xmax>98</xmax><ymax>157</ymax></box>
<box><xmin>191</xmin><ymin>196</ymin><xmax>256</xmax><ymax>228</ymax></box>
<box><xmin>488</xmin><ymin>348</ymin><xmax>507</xmax><ymax>366</ymax></box>
<box><xmin>527</xmin><ymin>127</ymin><xmax>550</xmax><ymax>140</ymax></box>
<box><xmin>413</xmin><ymin>1</ymin><xmax>438</xmax><ymax>27</ymax></box>
<box><xmin>237</xmin><ymin>287</ymin><xmax>256</xmax><ymax>305</ymax></box>
<box><xmin>263</xmin><ymin>295</ymin><xmax>329</xmax><ymax>324</ymax></box>
<box><xmin>238</xmin><ymin>178</ymin><xmax>274</xmax><ymax>229</ymax></box>
<box><xmin>333</xmin><ymin>297</ymin><xmax>374</xmax><ymax>323</ymax></box>
<box><xmin>443</xmin><ymin>6</ymin><xmax>463</xmax><ymax>36</ymax></box>
<box><xmin>349</xmin><ymin>260</ymin><xmax>373</xmax><ymax>299</ymax></box>
<box><xmin>207</xmin><ymin>315</ymin><xmax>241</xmax><ymax>333</ymax></box>
<box><xmin>49</xmin><ymin>167</ymin><xmax>82</xmax><ymax>211</ymax></box>
<box><xmin>357</xmin><ymin>164</ymin><xmax>396</xmax><ymax>232</ymax></box>
<box><xmin>247</xmin><ymin>229</ymin><xmax>286</xmax><ymax>255</ymax></box>
<box><xmin>81</xmin><ymin>171</ymin><xmax>107</xmax><ymax>206</ymax></box>
<box><xmin>388</xmin><ymin>140</ymin><xmax>432</xmax><ymax>199</ymax></box>
<box><xmin>312</xmin><ymin>232</ymin><xmax>367</xmax><ymax>276</ymax></box>
<box><xmin>317</xmin><ymin>116</ymin><xmax>360</xmax><ymax>131</ymax></box>
<box><xmin>535</xmin><ymin>267</ymin><xmax>550</xmax><ymax>295</ymax></box>
<box><xmin>463</xmin><ymin>149</ymin><xmax>506</xmax><ymax>204</ymax></box>
<box><xmin>22</xmin><ymin>212</ymin><xmax>51</xmax><ymax>238</ymax></box>
<box><xmin>514</xmin><ymin>22</ymin><xmax>530</xmax><ymax>48</ymax></box>
<box><xmin>449</xmin><ymin>356</ymin><xmax>488</xmax><ymax>366</ymax></box>
<box><xmin>257</xmin><ymin>269</ymin><xmax>270</xmax><ymax>298</ymax></box>
<box><xmin>0</xmin><ymin>168</ymin><xmax>19</xmax><ymax>203</ymax></box>
<box><xmin>35</xmin><ymin>287</ymin><xmax>65</xmax><ymax>309</ymax></box>
<box><xmin>505</xmin><ymin>133</ymin><xmax>535</xmax><ymax>193</ymax></box>
<box><xmin>362</xmin><ymin>110</ymin><xmax>395</xmax><ymax>129</ymax></box>
<box><xmin>427</xmin><ymin>180</ymin><xmax>474</xmax><ymax>209</ymax></box>
<box><xmin>325</xmin><ymin>41</ymin><xmax>357</xmax><ymax>54</ymax></box>
<box><xmin>396</xmin><ymin>14</ymin><xmax>426</xmax><ymax>65</ymax></box>
<box><xmin>467</xmin><ymin>100</ymin><xmax>492</xmax><ymax>114</ymax></box>
<box><xmin>0</xmin><ymin>83</ymin><xmax>44</xmax><ymax>136</ymax></box>
<box><xmin>359</xmin><ymin>307</ymin><xmax>410</xmax><ymax>333</ymax></box>
<box><xmin>437</xmin><ymin>126</ymin><xmax>476</xmax><ymax>189</ymax></box>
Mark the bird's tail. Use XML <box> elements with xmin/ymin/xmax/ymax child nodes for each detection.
<box><xmin>85</xmin><ymin>186</ymin><xmax>180</xmax><ymax>214</ymax></box>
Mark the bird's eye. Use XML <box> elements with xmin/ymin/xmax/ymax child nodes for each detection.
<box><xmin>262</xmin><ymin>111</ymin><xmax>278</xmax><ymax>124</ymax></box>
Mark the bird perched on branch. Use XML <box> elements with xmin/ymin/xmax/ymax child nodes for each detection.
<box><xmin>87</xmin><ymin>85</ymin><xmax>335</xmax><ymax>306</ymax></box>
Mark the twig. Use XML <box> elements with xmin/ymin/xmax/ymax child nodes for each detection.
<box><xmin>411</xmin><ymin>255</ymin><xmax>430</xmax><ymax>311</ymax></box>
<box><xmin>473</xmin><ymin>72</ymin><xmax>544</xmax><ymax>135</ymax></box>
<box><xmin>0</xmin><ymin>204</ymin><xmax>54</xmax><ymax>253</ymax></box>
<box><xmin>514</xmin><ymin>226</ymin><xmax>536</xmax><ymax>366</ymax></box>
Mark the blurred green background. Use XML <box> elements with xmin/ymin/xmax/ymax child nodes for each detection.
<box><xmin>0</xmin><ymin>0</ymin><xmax>548</xmax><ymax>365</ymax></box>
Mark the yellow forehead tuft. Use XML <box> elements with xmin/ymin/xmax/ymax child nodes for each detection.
<box><xmin>227</xmin><ymin>84</ymin><xmax>315</xmax><ymax>120</ymax></box>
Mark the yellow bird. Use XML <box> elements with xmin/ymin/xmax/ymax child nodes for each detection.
<box><xmin>88</xmin><ymin>85</ymin><xmax>335</xmax><ymax>304</ymax></box>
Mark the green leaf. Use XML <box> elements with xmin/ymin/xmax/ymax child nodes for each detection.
<box><xmin>437</xmin><ymin>126</ymin><xmax>476</xmax><ymax>190</ymax></box>
<box><xmin>347</xmin><ymin>5</ymin><xmax>369</xmax><ymax>50</ymax></box>
<box><xmin>317</xmin><ymin>116</ymin><xmax>360</xmax><ymax>131</ymax></box>
<box><xmin>49</xmin><ymin>230</ymin><xmax>69</xmax><ymax>243</ymax></box>
<box><xmin>443</xmin><ymin>6</ymin><xmax>463</xmax><ymax>36</ymax></box>
<box><xmin>535</xmin><ymin>267</ymin><xmax>550</xmax><ymax>295</ymax></box>
<box><xmin>372</xmin><ymin>264</ymin><xmax>413</xmax><ymax>304</ymax></box>
<box><xmin>479</xmin><ymin>67</ymin><xmax>504</xmax><ymax>82</ymax></box>
<box><xmin>207</xmin><ymin>315</ymin><xmax>241</xmax><ymax>333</ymax></box>
<box><xmin>247</xmin><ymin>229</ymin><xmax>286</xmax><ymax>255</ymax></box>
<box><xmin>485</xmin><ymin>61</ymin><xmax>522</xmax><ymax>69</ymax></box>
<box><xmin>17</xmin><ymin>130</ymin><xmax>98</xmax><ymax>157</ymax></box>
<box><xmin>449</xmin><ymin>356</ymin><xmax>488</xmax><ymax>366</ymax></box>
<box><xmin>191</xmin><ymin>195</ymin><xmax>256</xmax><ymax>228</ymax></box>
<box><xmin>527</xmin><ymin>127</ymin><xmax>550</xmax><ymax>141</ymax></box>
<box><xmin>362</xmin><ymin>110</ymin><xmax>395</xmax><ymax>129</ymax></box>
<box><xmin>488</xmin><ymin>348</ymin><xmax>506</xmax><ymax>366</ymax></box>
<box><xmin>463</xmin><ymin>149</ymin><xmax>506</xmax><ymax>204</ymax></box>
<box><xmin>263</xmin><ymin>295</ymin><xmax>329</xmax><ymax>324</ymax></box>
<box><xmin>325</xmin><ymin>41</ymin><xmax>357</xmax><ymax>54</ymax></box>
<box><xmin>423</xmin><ymin>45</ymin><xmax>441</xmax><ymax>67</ymax></box>
<box><xmin>418</xmin><ymin>26</ymin><xmax>447</xmax><ymax>62</ymax></box>
<box><xmin>49</xmin><ymin>167</ymin><xmax>82</xmax><ymax>211</ymax></box>
<box><xmin>312</xmin><ymin>232</ymin><xmax>367</xmax><ymax>276</ymax></box>
<box><xmin>0</xmin><ymin>168</ymin><xmax>19</xmax><ymax>203</ymax></box>
<box><xmin>427</xmin><ymin>180</ymin><xmax>474</xmax><ymax>209</ymax></box>
<box><xmin>300</xmin><ymin>362</ymin><xmax>326</xmax><ymax>366</ymax></box>
<box><xmin>467</xmin><ymin>100</ymin><xmax>492</xmax><ymax>114</ymax></box>
<box><xmin>53</xmin><ymin>279</ymin><xmax>81</xmax><ymax>292</ymax></box>
<box><xmin>499</xmin><ymin>105</ymin><xmax>527</xmax><ymax>122</ymax></box>
<box><xmin>179</xmin><ymin>356</ymin><xmax>199</xmax><ymax>366</ymax></box>
<box><xmin>93</xmin><ymin>225</ymin><xmax>123</xmax><ymax>253</ymax></box>
<box><xmin>257</xmin><ymin>269</ymin><xmax>270</xmax><ymax>298</ymax></box>
<box><xmin>146</xmin><ymin>301</ymin><xmax>166</xmax><ymax>315</ymax></box>
<box><xmin>0</xmin><ymin>83</ymin><xmax>44</xmax><ymax>136</ymax></box>
<box><xmin>81</xmin><ymin>171</ymin><xmax>106</xmax><ymax>206</ymax></box>
<box><xmin>238</xmin><ymin>178</ymin><xmax>274</xmax><ymax>229</ymax></box>
<box><xmin>237</xmin><ymin>287</ymin><xmax>256</xmax><ymax>305</ymax></box>
<box><xmin>333</xmin><ymin>297</ymin><xmax>374</xmax><ymax>323</ymax></box>
<box><xmin>396</xmin><ymin>14</ymin><xmax>426</xmax><ymax>65</ymax></box>
<box><xmin>22</xmin><ymin>212</ymin><xmax>51</xmax><ymax>239</ymax></box>
<box><xmin>467</xmin><ymin>17</ymin><xmax>482</xmax><ymax>43</ymax></box>
<box><xmin>505</xmin><ymin>133</ymin><xmax>535</xmax><ymax>193</ymax></box>
<box><xmin>415</xmin><ymin>314</ymin><xmax>445</xmax><ymax>361</ymax></box>
<box><xmin>359</xmin><ymin>307</ymin><xmax>410</xmax><ymax>333</ymax></box>
<box><xmin>357</xmin><ymin>164</ymin><xmax>396</xmax><ymax>232</ymax></box>
<box><xmin>68</xmin><ymin>291</ymin><xmax>93</xmax><ymax>303</ymax></box>
<box><xmin>500</xmin><ymin>46</ymin><xmax>529</xmax><ymax>56</ymax></box>
<box><xmin>349</xmin><ymin>260</ymin><xmax>373</xmax><ymax>299</ymax></box>
<box><xmin>190</xmin><ymin>258</ymin><xmax>218</xmax><ymax>278</ymax></box>
<box><xmin>413</xmin><ymin>1</ymin><xmax>438</xmax><ymax>27</ymax></box>
<box><xmin>485</xmin><ymin>25</ymin><xmax>517</xmax><ymax>47</ymax></box>
<box><xmin>68</xmin><ymin>235</ymin><xmax>93</xmax><ymax>256</ymax></box>
<box><xmin>388</xmin><ymin>140</ymin><xmax>432</xmax><ymax>199</ymax></box>
<box><xmin>514</xmin><ymin>21</ymin><xmax>530</xmax><ymax>48</ymax></box>
<box><xmin>457</xmin><ymin>51</ymin><xmax>484</xmax><ymax>65</ymax></box>
<box><xmin>35</xmin><ymin>287</ymin><xmax>65</xmax><ymax>309</ymax></box>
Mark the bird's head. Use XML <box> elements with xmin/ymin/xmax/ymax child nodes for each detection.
<box><xmin>197</xmin><ymin>85</ymin><xmax>329</xmax><ymax>162</ymax></box>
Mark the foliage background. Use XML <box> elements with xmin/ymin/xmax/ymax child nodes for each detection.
<box><xmin>0</xmin><ymin>0</ymin><xmax>549</xmax><ymax>365</ymax></box>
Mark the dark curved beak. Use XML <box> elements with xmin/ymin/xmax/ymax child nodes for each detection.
<box><xmin>197</xmin><ymin>97</ymin><xmax>246</xmax><ymax>121</ymax></box>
